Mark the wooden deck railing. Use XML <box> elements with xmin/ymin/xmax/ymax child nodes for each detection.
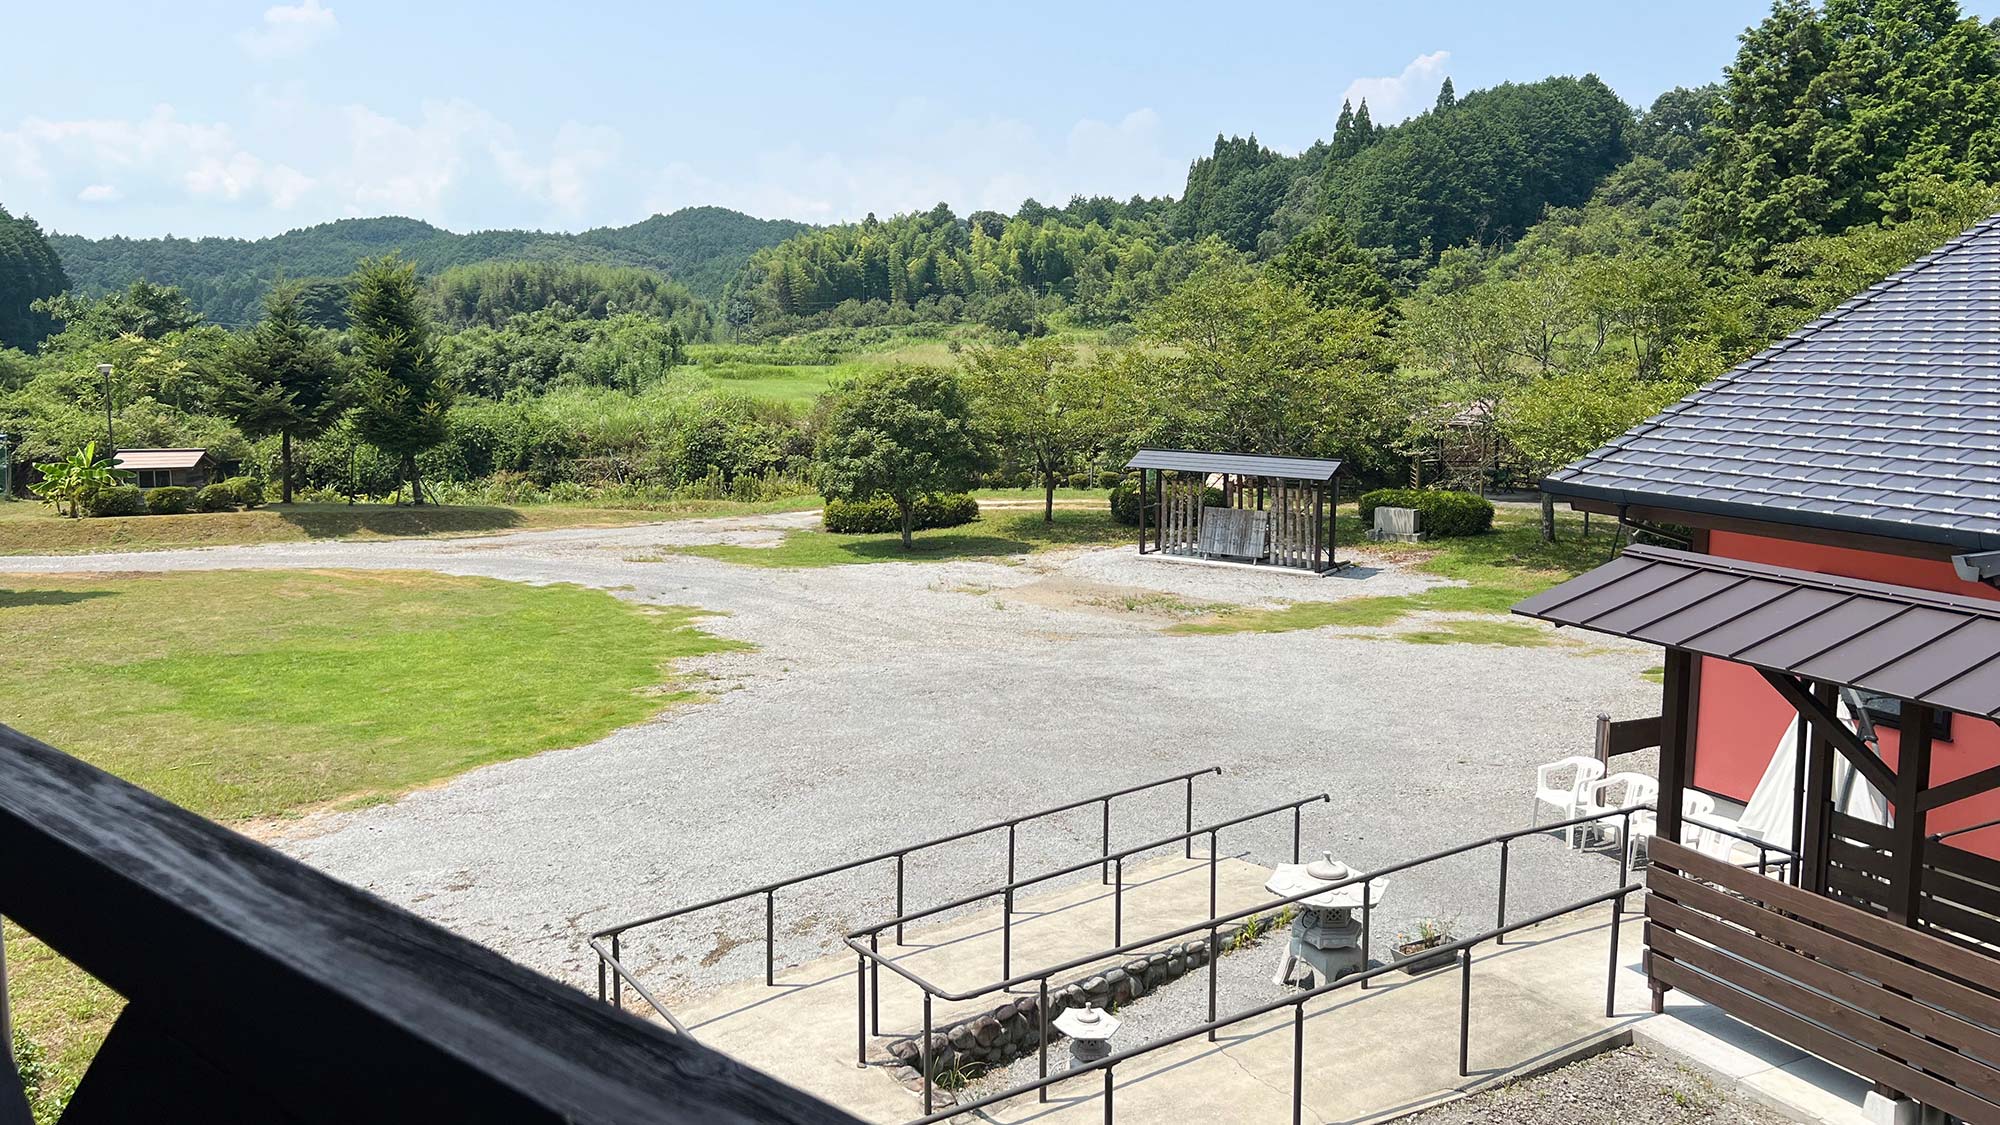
<box><xmin>1646</xmin><ymin>838</ymin><xmax>2000</xmax><ymax>1124</ymax></box>
<box><xmin>0</xmin><ymin>725</ymin><xmax>860</xmax><ymax>1124</ymax></box>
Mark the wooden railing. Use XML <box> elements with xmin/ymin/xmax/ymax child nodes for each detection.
<box><xmin>0</xmin><ymin>725</ymin><xmax>860</xmax><ymax>1124</ymax></box>
<box><xmin>1646</xmin><ymin>839</ymin><xmax>2000</xmax><ymax>1124</ymax></box>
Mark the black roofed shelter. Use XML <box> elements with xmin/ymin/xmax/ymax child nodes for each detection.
<box><xmin>1126</xmin><ymin>448</ymin><xmax>1343</xmax><ymax>573</ymax></box>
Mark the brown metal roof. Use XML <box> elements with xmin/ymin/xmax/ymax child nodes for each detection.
<box><xmin>1125</xmin><ymin>448</ymin><xmax>1343</xmax><ymax>481</ymax></box>
<box><xmin>113</xmin><ymin>448</ymin><xmax>211</xmax><ymax>470</ymax></box>
<box><xmin>1512</xmin><ymin>545</ymin><xmax>2000</xmax><ymax>718</ymax></box>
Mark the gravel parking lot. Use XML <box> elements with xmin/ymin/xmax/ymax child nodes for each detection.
<box><xmin>0</xmin><ymin>510</ymin><xmax>1658</xmax><ymax>1005</ymax></box>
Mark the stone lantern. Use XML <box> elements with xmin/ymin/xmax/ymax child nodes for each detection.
<box><xmin>1051</xmin><ymin>1002</ymin><xmax>1121</xmax><ymax>1068</ymax></box>
<box><xmin>1264</xmin><ymin>853</ymin><xmax>1387</xmax><ymax>988</ymax></box>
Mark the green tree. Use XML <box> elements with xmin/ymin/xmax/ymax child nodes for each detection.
<box><xmin>1687</xmin><ymin>0</ymin><xmax>2000</xmax><ymax>265</ymax></box>
<box><xmin>0</xmin><ymin>206</ymin><xmax>69</xmax><ymax>351</ymax></box>
<box><xmin>349</xmin><ymin>257</ymin><xmax>452</xmax><ymax>504</ymax></box>
<box><xmin>963</xmin><ymin>339</ymin><xmax>1129</xmax><ymax>522</ymax></box>
<box><xmin>224</xmin><ymin>283</ymin><xmax>348</xmax><ymax>503</ymax></box>
<box><xmin>1435</xmin><ymin>78</ymin><xmax>1457</xmax><ymax>112</ymax></box>
<box><xmin>814</xmin><ymin>366</ymin><xmax>983</xmax><ymax>549</ymax></box>
<box><xmin>1499</xmin><ymin>368</ymin><xmax>1691</xmax><ymax>540</ymax></box>
<box><xmin>1269</xmin><ymin>216</ymin><xmax>1397</xmax><ymax>314</ymax></box>
<box><xmin>1134</xmin><ymin>255</ymin><xmax>1396</xmax><ymax>470</ymax></box>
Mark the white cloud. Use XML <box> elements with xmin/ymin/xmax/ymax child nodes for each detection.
<box><xmin>239</xmin><ymin>0</ymin><xmax>338</xmax><ymax>60</ymax></box>
<box><xmin>0</xmin><ymin>105</ymin><xmax>315</xmax><ymax>211</ymax></box>
<box><xmin>642</xmin><ymin>103</ymin><xmax>1181</xmax><ymax>223</ymax></box>
<box><xmin>1340</xmin><ymin>50</ymin><xmax>1452</xmax><ymax>126</ymax></box>
<box><xmin>491</xmin><ymin>121</ymin><xmax>620</xmax><ymax>217</ymax></box>
<box><xmin>330</xmin><ymin>100</ymin><xmax>622</xmax><ymax>221</ymax></box>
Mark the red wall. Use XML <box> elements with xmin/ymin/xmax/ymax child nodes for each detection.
<box><xmin>1695</xmin><ymin>531</ymin><xmax>2000</xmax><ymax>854</ymax></box>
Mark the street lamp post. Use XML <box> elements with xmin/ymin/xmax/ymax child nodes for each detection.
<box><xmin>98</xmin><ymin>363</ymin><xmax>115</xmax><ymax>459</ymax></box>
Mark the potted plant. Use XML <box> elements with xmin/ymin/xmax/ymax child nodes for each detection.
<box><xmin>1392</xmin><ymin>917</ymin><xmax>1458</xmax><ymax>975</ymax></box>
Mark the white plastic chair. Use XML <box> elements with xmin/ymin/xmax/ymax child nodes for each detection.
<box><xmin>1627</xmin><ymin>791</ymin><xmax>1715</xmax><ymax>870</ymax></box>
<box><xmin>1578</xmin><ymin>772</ymin><xmax>1658</xmax><ymax>851</ymax></box>
<box><xmin>1532</xmin><ymin>756</ymin><xmax>1606</xmax><ymax>846</ymax></box>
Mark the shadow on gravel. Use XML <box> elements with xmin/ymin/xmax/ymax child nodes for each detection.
<box><xmin>276</xmin><ymin>504</ymin><xmax>527</xmax><ymax>539</ymax></box>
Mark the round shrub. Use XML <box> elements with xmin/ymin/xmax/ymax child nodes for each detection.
<box><xmin>822</xmin><ymin>492</ymin><xmax>979</xmax><ymax>534</ymax></box>
<box><xmin>146</xmin><ymin>486</ymin><xmax>195</xmax><ymax>515</ymax></box>
<box><xmin>1066</xmin><ymin>472</ymin><xmax>1091</xmax><ymax>490</ymax></box>
<box><xmin>1110</xmin><ymin>480</ymin><xmax>1142</xmax><ymax>525</ymax></box>
<box><xmin>83</xmin><ymin>484</ymin><xmax>147</xmax><ymax>518</ymax></box>
<box><xmin>1097</xmin><ymin>469</ymin><xmax>1123</xmax><ymax>489</ymax></box>
<box><xmin>223</xmin><ymin>476</ymin><xmax>267</xmax><ymax>508</ymax></box>
<box><xmin>1357</xmin><ymin>488</ymin><xmax>1495</xmax><ymax>538</ymax></box>
<box><xmin>194</xmin><ymin>484</ymin><xmax>240</xmax><ymax>513</ymax></box>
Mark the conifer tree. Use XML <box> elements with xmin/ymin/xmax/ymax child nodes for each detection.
<box><xmin>1435</xmin><ymin>77</ymin><xmax>1457</xmax><ymax>112</ymax></box>
<box><xmin>225</xmin><ymin>283</ymin><xmax>347</xmax><ymax>503</ymax></box>
<box><xmin>348</xmin><ymin>257</ymin><xmax>452</xmax><ymax>504</ymax></box>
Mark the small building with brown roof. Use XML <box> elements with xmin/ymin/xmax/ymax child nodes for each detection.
<box><xmin>113</xmin><ymin>448</ymin><xmax>221</xmax><ymax>491</ymax></box>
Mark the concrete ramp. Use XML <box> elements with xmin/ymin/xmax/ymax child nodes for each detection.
<box><xmin>653</xmin><ymin>855</ymin><xmax>1653</xmax><ymax>1124</ymax></box>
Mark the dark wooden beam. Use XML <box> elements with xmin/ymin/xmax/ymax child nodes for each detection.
<box><xmin>1917</xmin><ymin>760</ymin><xmax>2000</xmax><ymax>814</ymax></box>
<box><xmin>1651</xmin><ymin>646</ymin><xmax>1698</xmax><ymax>1017</ymax></box>
<box><xmin>1893</xmin><ymin>705</ymin><xmax>1935</xmax><ymax>927</ymax></box>
<box><xmin>1758</xmin><ymin>670</ymin><xmax>1898</xmax><ymax>798</ymax></box>
<box><xmin>1801</xmin><ymin>681</ymin><xmax>1839</xmax><ymax>896</ymax></box>
<box><xmin>0</xmin><ymin>725</ymin><xmax>861</xmax><ymax>1125</ymax></box>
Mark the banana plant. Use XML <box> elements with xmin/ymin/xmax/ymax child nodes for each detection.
<box><xmin>31</xmin><ymin>442</ymin><xmax>131</xmax><ymax>518</ymax></box>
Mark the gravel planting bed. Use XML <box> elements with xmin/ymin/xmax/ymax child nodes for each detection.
<box><xmin>0</xmin><ymin>510</ymin><xmax>1658</xmax><ymax>1007</ymax></box>
<box><xmin>1397</xmin><ymin>1043</ymin><xmax>1793</xmax><ymax>1124</ymax></box>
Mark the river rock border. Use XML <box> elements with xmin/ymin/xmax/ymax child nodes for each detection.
<box><xmin>885</xmin><ymin>913</ymin><xmax>1274</xmax><ymax>1085</ymax></box>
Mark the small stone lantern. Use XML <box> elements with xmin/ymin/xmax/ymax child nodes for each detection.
<box><xmin>1264</xmin><ymin>853</ymin><xmax>1387</xmax><ymax>988</ymax></box>
<box><xmin>1051</xmin><ymin>1002</ymin><xmax>1121</xmax><ymax>1068</ymax></box>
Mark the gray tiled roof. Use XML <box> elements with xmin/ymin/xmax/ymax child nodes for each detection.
<box><xmin>1543</xmin><ymin>214</ymin><xmax>2000</xmax><ymax>551</ymax></box>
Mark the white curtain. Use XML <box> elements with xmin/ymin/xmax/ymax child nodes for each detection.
<box><xmin>1737</xmin><ymin>701</ymin><xmax>1891</xmax><ymax>849</ymax></box>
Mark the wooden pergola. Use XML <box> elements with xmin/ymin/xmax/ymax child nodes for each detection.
<box><xmin>1516</xmin><ymin>546</ymin><xmax>2000</xmax><ymax>1121</ymax></box>
<box><xmin>1127</xmin><ymin>448</ymin><xmax>1343</xmax><ymax>574</ymax></box>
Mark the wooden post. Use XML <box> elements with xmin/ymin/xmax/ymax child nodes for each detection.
<box><xmin>1800</xmin><ymin>681</ymin><xmax>1838</xmax><ymax>896</ymax></box>
<box><xmin>1136</xmin><ymin>468</ymin><xmax>1148</xmax><ymax>555</ymax></box>
<box><xmin>1651</xmin><ymin>647</ymin><xmax>1697</xmax><ymax>1015</ymax></box>
<box><xmin>1893</xmin><ymin>704</ymin><xmax>1935</xmax><ymax>927</ymax></box>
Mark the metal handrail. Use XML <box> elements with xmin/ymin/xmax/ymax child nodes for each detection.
<box><xmin>902</xmin><ymin>881</ymin><xmax>1644</xmax><ymax>1125</ymax></box>
<box><xmin>589</xmin><ymin>936</ymin><xmax>693</xmax><ymax>1038</ymax></box>
<box><xmin>855</xmin><ymin>793</ymin><xmax>1331</xmax><ymax>937</ymax></box>
<box><xmin>590</xmin><ymin>767</ymin><xmax>1220</xmax><ymax>1018</ymax></box>
<box><xmin>840</xmin><ymin>791</ymin><xmax>1329</xmax><ymax>1029</ymax></box>
<box><xmin>857</xmin><ymin>802</ymin><xmax>1801</xmax><ymax>1114</ymax></box>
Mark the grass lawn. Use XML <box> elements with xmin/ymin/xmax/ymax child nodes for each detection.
<box><xmin>0</xmin><ymin>496</ymin><xmax>820</xmax><ymax>556</ymax></box>
<box><xmin>645</xmin><ymin>507</ymin><xmax>1130</xmax><ymax>568</ymax></box>
<box><xmin>0</xmin><ymin>568</ymin><xmax>742</xmax><ymax>1117</ymax></box>
<box><xmin>1168</xmin><ymin>506</ymin><xmax>1618</xmax><ymax>640</ymax></box>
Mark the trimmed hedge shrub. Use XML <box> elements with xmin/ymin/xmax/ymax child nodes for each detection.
<box><xmin>822</xmin><ymin>492</ymin><xmax>980</xmax><ymax>534</ymax></box>
<box><xmin>1357</xmin><ymin>488</ymin><xmax>1495</xmax><ymax>538</ymax></box>
<box><xmin>83</xmin><ymin>484</ymin><xmax>147</xmax><ymax>518</ymax></box>
<box><xmin>1110</xmin><ymin>481</ymin><xmax>1225</xmax><ymax>526</ymax></box>
<box><xmin>194</xmin><ymin>484</ymin><xmax>240</xmax><ymax>513</ymax></box>
<box><xmin>146</xmin><ymin>486</ymin><xmax>195</xmax><ymax>515</ymax></box>
<box><xmin>1066</xmin><ymin>472</ymin><xmax>1092</xmax><ymax>490</ymax></box>
<box><xmin>223</xmin><ymin>476</ymin><xmax>267</xmax><ymax>508</ymax></box>
<box><xmin>1096</xmin><ymin>469</ymin><xmax>1123</xmax><ymax>489</ymax></box>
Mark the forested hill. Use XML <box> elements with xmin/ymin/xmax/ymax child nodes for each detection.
<box><xmin>48</xmin><ymin>206</ymin><xmax>811</xmax><ymax>327</ymax></box>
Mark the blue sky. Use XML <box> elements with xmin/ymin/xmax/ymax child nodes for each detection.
<box><xmin>6</xmin><ymin>1</ymin><xmax>1992</xmax><ymax>239</ymax></box>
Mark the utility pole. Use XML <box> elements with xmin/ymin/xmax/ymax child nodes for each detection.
<box><xmin>99</xmin><ymin>363</ymin><xmax>115</xmax><ymax>458</ymax></box>
<box><xmin>0</xmin><ymin>432</ymin><xmax>12</xmax><ymax>501</ymax></box>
